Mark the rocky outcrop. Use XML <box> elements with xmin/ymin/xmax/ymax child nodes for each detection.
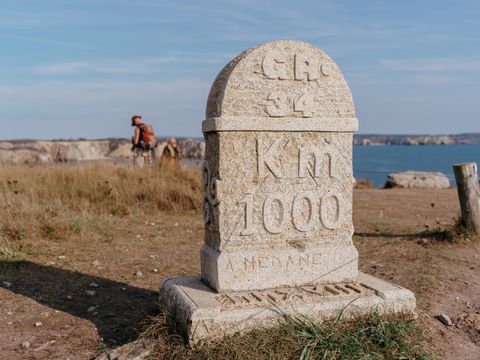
<box><xmin>354</xmin><ymin>133</ymin><xmax>480</xmax><ymax>146</ymax></box>
<box><xmin>0</xmin><ymin>138</ymin><xmax>206</xmax><ymax>165</ymax></box>
<box><xmin>384</xmin><ymin>171</ymin><xmax>451</xmax><ymax>189</ymax></box>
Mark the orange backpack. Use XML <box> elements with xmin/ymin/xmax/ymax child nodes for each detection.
<box><xmin>140</xmin><ymin>124</ymin><xmax>156</xmax><ymax>150</ymax></box>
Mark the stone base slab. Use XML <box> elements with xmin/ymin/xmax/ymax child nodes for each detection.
<box><xmin>159</xmin><ymin>272</ymin><xmax>416</xmax><ymax>345</ymax></box>
<box><xmin>200</xmin><ymin>243</ymin><xmax>359</xmax><ymax>292</ymax></box>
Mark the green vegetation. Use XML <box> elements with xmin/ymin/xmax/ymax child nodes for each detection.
<box><xmin>147</xmin><ymin>312</ymin><xmax>428</xmax><ymax>360</ymax></box>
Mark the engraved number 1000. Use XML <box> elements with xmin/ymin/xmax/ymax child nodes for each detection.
<box><xmin>238</xmin><ymin>191</ymin><xmax>342</xmax><ymax>235</ymax></box>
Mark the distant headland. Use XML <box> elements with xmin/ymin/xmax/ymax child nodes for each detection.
<box><xmin>353</xmin><ymin>133</ymin><xmax>480</xmax><ymax>145</ymax></box>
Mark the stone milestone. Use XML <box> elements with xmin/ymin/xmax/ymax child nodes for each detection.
<box><xmin>160</xmin><ymin>40</ymin><xmax>416</xmax><ymax>344</ymax></box>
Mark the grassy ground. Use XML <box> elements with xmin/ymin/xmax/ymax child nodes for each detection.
<box><xmin>0</xmin><ymin>164</ymin><xmax>479</xmax><ymax>359</ymax></box>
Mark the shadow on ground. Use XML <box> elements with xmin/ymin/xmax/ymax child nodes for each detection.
<box><xmin>0</xmin><ymin>260</ymin><xmax>158</xmax><ymax>347</ymax></box>
<box><xmin>354</xmin><ymin>229</ymin><xmax>451</xmax><ymax>240</ymax></box>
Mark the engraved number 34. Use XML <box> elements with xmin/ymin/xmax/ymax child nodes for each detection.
<box><xmin>266</xmin><ymin>91</ymin><xmax>315</xmax><ymax>117</ymax></box>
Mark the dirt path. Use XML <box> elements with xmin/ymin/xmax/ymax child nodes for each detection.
<box><xmin>1</xmin><ymin>189</ymin><xmax>479</xmax><ymax>359</ymax></box>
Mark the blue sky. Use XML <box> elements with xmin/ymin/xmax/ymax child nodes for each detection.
<box><xmin>1</xmin><ymin>0</ymin><xmax>479</xmax><ymax>139</ymax></box>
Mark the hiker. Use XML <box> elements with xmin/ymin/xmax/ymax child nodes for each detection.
<box><xmin>131</xmin><ymin>115</ymin><xmax>156</xmax><ymax>166</ymax></box>
<box><xmin>159</xmin><ymin>138</ymin><xmax>180</xmax><ymax>168</ymax></box>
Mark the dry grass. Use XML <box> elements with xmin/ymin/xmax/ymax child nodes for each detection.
<box><xmin>144</xmin><ymin>312</ymin><xmax>428</xmax><ymax>360</ymax></box>
<box><xmin>0</xmin><ymin>164</ymin><xmax>202</xmax><ymax>258</ymax></box>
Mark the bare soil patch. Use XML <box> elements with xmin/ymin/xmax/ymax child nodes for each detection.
<box><xmin>0</xmin><ymin>166</ymin><xmax>479</xmax><ymax>359</ymax></box>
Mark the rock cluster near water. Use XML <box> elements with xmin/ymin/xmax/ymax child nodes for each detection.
<box><xmin>0</xmin><ymin>139</ymin><xmax>205</xmax><ymax>165</ymax></box>
<box><xmin>385</xmin><ymin>171</ymin><xmax>451</xmax><ymax>189</ymax></box>
<box><xmin>354</xmin><ymin>133</ymin><xmax>480</xmax><ymax>145</ymax></box>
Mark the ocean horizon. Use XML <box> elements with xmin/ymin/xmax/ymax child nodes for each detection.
<box><xmin>353</xmin><ymin>143</ymin><xmax>480</xmax><ymax>187</ymax></box>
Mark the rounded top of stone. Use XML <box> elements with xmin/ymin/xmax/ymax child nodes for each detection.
<box><xmin>204</xmin><ymin>40</ymin><xmax>357</xmax><ymax>132</ymax></box>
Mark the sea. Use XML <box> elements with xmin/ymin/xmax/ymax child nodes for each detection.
<box><xmin>353</xmin><ymin>143</ymin><xmax>480</xmax><ymax>188</ymax></box>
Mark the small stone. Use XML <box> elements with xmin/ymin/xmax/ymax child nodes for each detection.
<box><xmin>34</xmin><ymin>322</ymin><xmax>42</xmax><ymax>327</ymax></box>
<box><xmin>436</xmin><ymin>313</ymin><xmax>453</xmax><ymax>326</ymax></box>
<box><xmin>85</xmin><ymin>290</ymin><xmax>96</xmax><ymax>297</ymax></box>
<box><xmin>174</xmin><ymin>223</ymin><xmax>179</xmax><ymax>226</ymax></box>
<box><xmin>87</xmin><ymin>306</ymin><xmax>97</xmax><ymax>313</ymax></box>
<box><xmin>120</xmin><ymin>287</ymin><xmax>127</xmax><ymax>291</ymax></box>
<box><xmin>418</xmin><ymin>238</ymin><xmax>429</xmax><ymax>246</ymax></box>
<box><xmin>7</xmin><ymin>321</ymin><xmax>13</xmax><ymax>325</ymax></box>
<box><xmin>2</xmin><ymin>281</ymin><xmax>12</xmax><ymax>288</ymax></box>
<box><xmin>57</xmin><ymin>255</ymin><xmax>66</xmax><ymax>259</ymax></box>
<box><xmin>150</xmin><ymin>222</ymin><xmax>156</xmax><ymax>226</ymax></box>
<box><xmin>89</xmin><ymin>282</ymin><xmax>99</xmax><ymax>288</ymax></box>
<box><xmin>455</xmin><ymin>296</ymin><xmax>460</xmax><ymax>301</ymax></box>
<box><xmin>21</xmin><ymin>341</ymin><xmax>31</xmax><ymax>349</ymax></box>
<box><xmin>92</xmin><ymin>260</ymin><xmax>100</xmax><ymax>267</ymax></box>
<box><xmin>136</xmin><ymin>235</ymin><xmax>141</xmax><ymax>238</ymax></box>
<box><xmin>149</xmin><ymin>255</ymin><xmax>155</xmax><ymax>258</ymax></box>
<box><xmin>66</xmin><ymin>295</ymin><xmax>73</xmax><ymax>300</ymax></box>
<box><xmin>7</xmin><ymin>311</ymin><xmax>12</xmax><ymax>315</ymax></box>
<box><xmin>134</xmin><ymin>271</ymin><xmax>143</xmax><ymax>277</ymax></box>
<box><xmin>152</xmin><ymin>268</ymin><xmax>159</xmax><ymax>273</ymax></box>
<box><xmin>46</xmin><ymin>261</ymin><xmax>55</xmax><ymax>266</ymax></box>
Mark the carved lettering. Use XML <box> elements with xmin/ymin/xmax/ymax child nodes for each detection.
<box><xmin>244</xmin><ymin>257</ymin><xmax>255</xmax><ymax>271</ymax></box>
<box><xmin>294</xmin><ymin>54</ymin><xmax>319</xmax><ymax>80</ymax></box>
<box><xmin>238</xmin><ymin>191</ymin><xmax>344</xmax><ymax>234</ymax></box>
<box><xmin>238</xmin><ymin>194</ymin><xmax>254</xmax><ymax>236</ymax></box>
<box><xmin>292</xmin><ymin>191</ymin><xmax>315</xmax><ymax>232</ymax></box>
<box><xmin>262</xmin><ymin>53</ymin><xmax>288</xmax><ymax>79</ymax></box>
<box><xmin>294</xmin><ymin>91</ymin><xmax>315</xmax><ymax>117</ymax></box>
<box><xmin>266</xmin><ymin>91</ymin><xmax>290</xmax><ymax>117</ymax></box>
<box><xmin>320</xmin><ymin>194</ymin><xmax>341</xmax><ymax>229</ymax></box>
<box><xmin>263</xmin><ymin>193</ymin><xmax>287</xmax><ymax>234</ymax></box>
<box><xmin>299</xmin><ymin>254</ymin><xmax>309</xmax><ymax>266</ymax></box>
<box><xmin>298</xmin><ymin>148</ymin><xmax>335</xmax><ymax>178</ymax></box>
<box><xmin>257</xmin><ymin>138</ymin><xmax>282</xmax><ymax>178</ymax></box>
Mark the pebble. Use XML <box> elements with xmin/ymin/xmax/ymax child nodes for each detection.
<box><xmin>7</xmin><ymin>321</ymin><xmax>13</xmax><ymax>325</ymax></box>
<box><xmin>149</xmin><ymin>255</ymin><xmax>155</xmax><ymax>258</ymax></box>
<box><xmin>34</xmin><ymin>322</ymin><xmax>42</xmax><ymax>327</ymax></box>
<box><xmin>87</xmin><ymin>306</ymin><xmax>97</xmax><ymax>313</ymax></box>
<box><xmin>174</xmin><ymin>223</ymin><xmax>179</xmax><ymax>226</ymax></box>
<box><xmin>2</xmin><ymin>281</ymin><xmax>12</xmax><ymax>288</ymax></box>
<box><xmin>57</xmin><ymin>255</ymin><xmax>66</xmax><ymax>259</ymax></box>
<box><xmin>92</xmin><ymin>260</ymin><xmax>100</xmax><ymax>267</ymax></box>
<box><xmin>7</xmin><ymin>311</ymin><xmax>12</xmax><ymax>315</ymax></box>
<box><xmin>436</xmin><ymin>313</ymin><xmax>453</xmax><ymax>326</ymax></box>
<box><xmin>134</xmin><ymin>271</ymin><xmax>143</xmax><ymax>277</ymax></box>
<box><xmin>136</xmin><ymin>235</ymin><xmax>141</xmax><ymax>238</ymax></box>
<box><xmin>152</xmin><ymin>268</ymin><xmax>159</xmax><ymax>273</ymax></box>
<box><xmin>120</xmin><ymin>287</ymin><xmax>127</xmax><ymax>291</ymax></box>
<box><xmin>89</xmin><ymin>282</ymin><xmax>99</xmax><ymax>288</ymax></box>
<box><xmin>66</xmin><ymin>295</ymin><xmax>73</xmax><ymax>300</ymax></box>
<box><xmin>21</xmin><ymin>341</ymin><xmax>31</xmax><ymax>349</ymax></box>
<box><xmin>85</xmin><ymin>290</ymin><xmax>96</xmax><ymax>297</ymax></box>
<box><xmin>418</xmin><ymin>238</ymin><xmax>429</xmax><ymax>246</ymax></box>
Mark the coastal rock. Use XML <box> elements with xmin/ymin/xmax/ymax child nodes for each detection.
<box><xmin>0</xmin><ymin>139</ymin><xmax>206</xmax><ymax>165</ymax></box>
<box><xmin>385</xmin><ymin>171</ymin><xmax>450</xmax><ymax>189</ymax></box>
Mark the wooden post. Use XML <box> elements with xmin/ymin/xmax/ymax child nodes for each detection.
<box><xmin>453</xmin><ymin>162</ymin><xmax>480</xmax><ymax>234</ymax></box>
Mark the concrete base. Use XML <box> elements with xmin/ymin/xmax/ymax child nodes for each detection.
<box><xmin>159</xmin><ymin>272</ymin><xmax>416</xmax><ymax>345</ymax></box>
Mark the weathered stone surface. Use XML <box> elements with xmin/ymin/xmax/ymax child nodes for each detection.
<box><xmin>385</xmin><ymin>171</ymin><xmax>450</xmax><ymax>189</ymax></box>
<box><xmin>200</xmin><ymin>40</ymin><xmax>358</xmax><ymax>292</ymax></box>
<box><xmin>160</xmin><ymin>40</ymin><xmax>416</xmax><ymax>344</ymax></box>
<box><xmin>160</xmin><ymin>273</ymin><xmax>416</xmax><ymax>345</ymax></box>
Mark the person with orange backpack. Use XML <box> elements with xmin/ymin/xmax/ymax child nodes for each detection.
<box><xmin>131</xmin><ymin>115</ymin><xmax>157</xmax><ymax>166</ymax></box>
